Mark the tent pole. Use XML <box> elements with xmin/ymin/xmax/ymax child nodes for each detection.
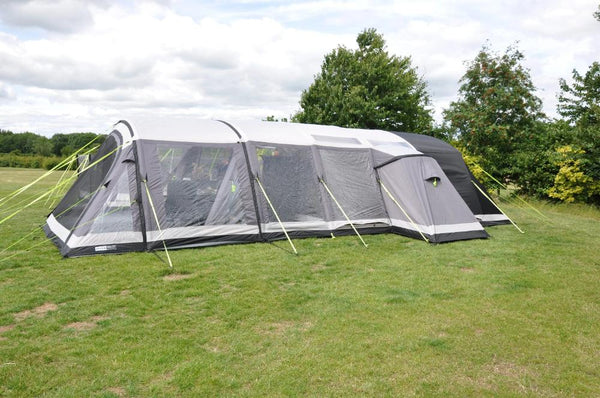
<box><xmin>142</xmin><ymin>180</ymin><xmax>173</xmax><ymax>268</ymax></box>
<box><xmin>378</xmin><ymin>179</ymin><xmax>430</xmax><ymax>243</ymax></box>
<box><xmin>471</xmin><ymin>180</ymin><xmax>524</xmax><ymax>234</ymax></box>
<box><xmin>320</xmin><ymin>178</ymin><xmax>368</xmax><ymax>248</ymax></box>
<box><xmin>254</xmin><ymin>176</ymin><xmax>298</xmax><ymax>255</ymax></box>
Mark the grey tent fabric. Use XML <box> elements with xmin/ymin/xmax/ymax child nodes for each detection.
<box><xmin>45</xmin><ymin>119</ymin><xmax>494</xmax><ymax>257</ymax></box>
<box><xmin>393</xmin><ymin>132</ymin><xmax>509</xmax><ymax>226</ymax></box>
<box><xmin>378</xmin><ymin>156</ymin><xmax>488</xmax><ymax>242</ymax></box>
<box><xmin>319</xmin><ymin>148</ymin><xmax>387</xmax><ymax>222</ymax></box>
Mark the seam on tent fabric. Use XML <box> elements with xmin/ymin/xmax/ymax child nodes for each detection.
<box><xmin>374</xmin><ymin>170</ymin><xmax>393</xmax><ymax>228</ymax></box>
<box><xmin>310</xmin><ymin>146</ymin><xmax>334</xmax><ymax>224</ymax></box>
<box><xmin>131</xmin><ymin>141</ymin><xmax>148</xmax><ymax>249</ymax></box>
<box><xmin>373</xmin><ymin>153</ymin><xmax>424</xmax><ymax>169</ymax></box>
<box><xmin>367</xmin><ymin>148</ymin><xmax>391</xmax><ymax>226</ymax></box>
<box><xmin>419</xmin><ymin>158</ymin><xmax>437</xmax><ymax>238</ymax></box>
<box><xmin>218</xmin><ymin>120</ymin><xmax>264</xmax><ymax>241</ymax></box>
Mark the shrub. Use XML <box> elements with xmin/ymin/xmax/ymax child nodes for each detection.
<box><xmin>548</xmin><ymin>145</ymin><xmax>600</xmax><ymax>203</ymax></box>
<box><xmin>0</xmin><ymin>153</ymin><xmax>67</xmax><ymax>170</ymax></box>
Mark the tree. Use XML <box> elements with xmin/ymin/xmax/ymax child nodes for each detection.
<box><xmin>294</xmin><ymin>28</ymin><xmax>432</xmax><ymax>133</ymax></box>
<box><xmin>554</xmin><ymin>62</ymin><xmax>600</xmax><ymax>204</ymax></box>
<box><xmin>443</xmin><ymin>44</ymin><xmax>545</xmax><ymax>180</ymax></box>
<box><xmin>50</xmin><ymin>132</ymin><xmax>104</xmax><ymax>156</ymax></box>
<box><xmin>558</xmin><ymin>62</ymin><xmax>600</xmax><ymax>128</ymax></box>
<box><xmin>594</xmin><ymin>4</ymin><xmax>600</xmax><ymax>21</ymax></box>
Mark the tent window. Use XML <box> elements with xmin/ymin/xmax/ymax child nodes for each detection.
<box><xmin>88</xmin><ymin>171</ymin><xmax>135</xmax><ymax>234</ymax></box>
<box><xmin>53</xmin><ymin>134</ymin><xmax>119</xmax><ymax>230</ymax></box>
<box><xmin>155</xmin><ymin>144</ymin><xmax>233</xmax><ymax>228</ymax></box>
<box><xmin>256</xmin><ymin>145</ymin><xmax>324</xmax><ymax>222</ymax></box>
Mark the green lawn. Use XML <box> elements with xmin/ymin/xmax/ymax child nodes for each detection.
<box><xmin>1</xmin><ymin>167</ymin><xmax>599</xmax><ymax>397</ymax></box>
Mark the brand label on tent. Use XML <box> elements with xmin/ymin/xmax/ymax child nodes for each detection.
<box><xmin>95</xmin><ymin>245</ymin><xmax>117</xmax><ymax>252</ymax></box>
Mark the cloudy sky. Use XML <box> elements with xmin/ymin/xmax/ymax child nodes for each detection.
<box><xmin>0</xmin><ymin>0</ymin><xmax>598</xmax><ymax>136</ymax></box>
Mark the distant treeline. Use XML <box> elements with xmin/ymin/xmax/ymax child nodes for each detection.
<box><xmin>0</xmin><ymin>130</ymin><xmax>105</xmax><ymax>170</ymax></box>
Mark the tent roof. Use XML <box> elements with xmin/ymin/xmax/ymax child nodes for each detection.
<box><xmin>113</xmin><ymin>118</ymin><xmax>421</xmax><ymax>157</ymax></box>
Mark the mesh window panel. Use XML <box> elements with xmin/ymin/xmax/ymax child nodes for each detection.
<box><xmin>204</xmin><ymin>150</ymin><xmax>251</xmax><ymax>225</ymax></box>
<box><xmin>256</xmin><ymin>145</ymin><xmax>324</xmax><ymax>223</ymax></box>
<box><xmin>88</xmin><ymin>171</ymin><xmax>134</xmax><ymax>234</ymax></box>
<box><xmin>154</xmin><ymin>144</ymin><xmax>233</xmax><ymax>228</ymax></box>
<box><xmin>319</xmin><ymin>149</ymin><xmax>387</xmax><ymax>221</ymax></box>
<box><xmin>53</xmin><ymin>135</ymin><xmax>119</xmax><ymax>230</ymax></box>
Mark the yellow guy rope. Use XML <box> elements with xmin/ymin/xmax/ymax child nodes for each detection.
<box><xmin>142</xmin><ymin>180</ymin><xmax>173</xmax><ymax>268</ymax></box>
<box><xmin>45</xmin><ymin>156</ymin><xmax>76</xmax><ymax>207</ymax></box>
<box><xmin>378</xmin><ymin>179</ymin><xmax>430</xmax><ymax>243</ymax></box>
<box><xmin>0</xmin><ymin>153</ymin><xmax>76</xmax><ymax>208</ymax></box>
<box><xmin>0</xmin><ymin>135</ymin><xmax>101</xmax><ymax>207</ymax></box>
<box><xmin>479</xmin><ymin>168</ymin><xmax>549</xmax><ymax>220</ymax></box>
<box><xmin>471</xmin><ymin>180</ymin><xmax>524</xmax><ymax>234</ymax></box>
<box><xmin>0</xmin><ymin>144</ymin><xmax>122</xmax><ymax>226</ymax></box>
<box><xmin>254</xmin><ymin>176</ymin><xmax>298</xmax><ymax>255</ymax></box>
<box><xmin>0</xmin><ymin>237</ymin><xmax>51</xmax><ymax>264</ymax></box>
<box><xmin>0</xmin><ymin>189</ymin><xmax>55</xmax><ymax>226</ymax></box>
<box><xmin>0</xmin><ymin>198</ymin><xmax>132</xmax><ymax>263</ymax></box>
<box><xmin>0</xmin><ymin>182</ymin><xmax>108</xmax><ymax>259</ymax></box>
<box><xmin>320</xmin><ymin>178</ymin><xmax>368</xmax><ymax>248</ymax></box>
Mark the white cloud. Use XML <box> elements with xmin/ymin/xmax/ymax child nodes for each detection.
<box><xmin>0</xmin><ymin>0</ymin><xmax>598</xmax><ymax>134</ymax></box>
<box><xmin>0</xmin><ymin>0</ymin><xmax>104</xmax><ymax>33</ymax></box>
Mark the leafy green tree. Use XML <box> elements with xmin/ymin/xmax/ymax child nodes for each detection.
<box><xmin>50</xmin><ymin>133</ymin><xmax>70</xmax><ymax>156</ymax></box>
<box><xmin>558</xmin><ymin>62</ymin><xmax>600</xmax><ymax>128</ymax></box>
<box><xmin>0</xmin><ymin>130</ymin><xmax>15</xmax><ymax>153</ymax></box>
<box><xmin>51</xmin><ymin>132</ymin><xmax>103</xmax><ymax>156</ymax></box>
<box><xmin>594</xmin><ymin>4</ymin><xmax>600</xmax><ymax>21</ymax></box>
<box><xmin>33</xmin><ymin>137</ymin><xmax>53</xmax><ymax>156</ymax></box>
<box><xmin>294</xmin><ymin>28</ymin><xmax>432</xmax><ymax>133</ymax></box>
<box><xmin>443</xmin><ymin>44</ymin><xmax>545</xmax><ymax>180</ymax></box>
<box><xmin>554</xmin><ymin>62</ymin><xmax>600</xmax><ymax>204</ymax></box>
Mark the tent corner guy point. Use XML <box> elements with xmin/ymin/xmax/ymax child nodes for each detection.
<box><xmin>42</xmin><ymin>118</ymin><xmax>511</xmax><ymax>258</ymax></box>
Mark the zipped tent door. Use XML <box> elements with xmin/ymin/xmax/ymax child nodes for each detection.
<box><xmin>377</xmin><ymin>156</ymin><xmax>488</xmax><ymax>243</ymax></box>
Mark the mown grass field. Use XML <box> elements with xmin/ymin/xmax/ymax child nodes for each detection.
<box><xmin>1</xmin><ymin>167</ymin><xmax>599</xmax><ymax>397</ymax></box>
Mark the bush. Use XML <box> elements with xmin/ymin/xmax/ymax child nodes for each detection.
<box><xmin>452</xmin><ymin>142</ymin><xmax>493</xmax><ymax>188</ymax></box>
<box><xmin>548</xmin><ymin>145</ymin><xmax>600</xmax><ymax>203</ymax></box>
<box><xmin>0</xmin><ymin>153</ymin><xmax>68</xmax><ymax>170</ymax></box>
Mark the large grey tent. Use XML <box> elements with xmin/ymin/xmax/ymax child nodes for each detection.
<box><xmin>44</xmin><ymin>119</ymin><xmax>494</xmax><ymax>257</ymax></box>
